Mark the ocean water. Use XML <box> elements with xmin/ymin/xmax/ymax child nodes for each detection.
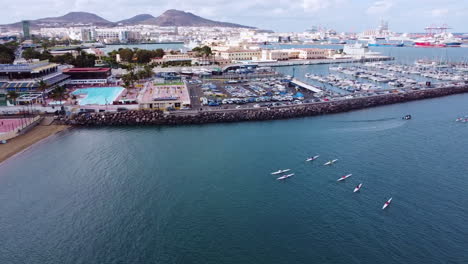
<box><xmin>1</xmin><ymin>93</ymin><xmax>468</xmax><ymax>263</ymax></box>
<box><xmin>101</xmin><ymin>43</ymin><xmax>186</xmax><ymax>54</ymax></box>
<box><xmin>268</xmin><ymin>43</ymin><xmax>468</xmax><ymax>63</ymax></box>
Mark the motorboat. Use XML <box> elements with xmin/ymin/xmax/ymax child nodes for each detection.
<box><xmin>306</xmin><ymin>155</ymin><xmax>320</xmax><ymax>162</ymax></box>
<box><xmin>277</xmin><ymin>173</ymin><xmax>294</xmax><ymax>180</ymax></box>
<box><xmin>353</xmin><ymin>183</ymin><xmax>363</xmax><ymax>192</ymax></box>
<box><xmin>402</xmin><ymin>114</ymin><xmax>411</xmax><ymax>120</ymax></box>
<box><xmin>324</xmin><ymin>159</ymin><xmax>338</xmax><ymax>166</ymax></box>
<box><xmin>382</xmin><ymin>197</ymin><xmax>392</xmax><ymax>209</ymax></box>
<box><xmin>271</xmin><ymin>169</ymin><xmax>291</xmax><ymax>175</ymax></box>
<box><xmin>337</xmin><ymin>174</ymin><xmax>352</xmax><ymax>181</ymax></box>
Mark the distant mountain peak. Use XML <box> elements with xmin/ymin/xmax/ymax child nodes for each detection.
<box><xmin>142</xmin><ymin>9</ymin><xmax>254</xmax><ymax>28</ymax></box>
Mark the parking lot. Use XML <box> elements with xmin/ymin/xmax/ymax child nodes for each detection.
<box><xmin>186</xmin><ymin>76</ymin><xmax>320</xmax><ymax>110</ymax></box>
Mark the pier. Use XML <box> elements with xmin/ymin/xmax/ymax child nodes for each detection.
<box><xmin>290</xmin><ymin>79</ymin><xmax>322</xmax><ymax>93</ymax></box>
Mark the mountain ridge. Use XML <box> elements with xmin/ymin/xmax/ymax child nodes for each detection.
<box><xmin>2</xmin><ymin>10</ymin><xmax>254</xmax><ymax>29</ymax></box>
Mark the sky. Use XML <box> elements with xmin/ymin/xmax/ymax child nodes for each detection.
<box><xmin>1</xmin><ymin>0</ymin><xmax>467</xmax><ymax>33</ymax></box>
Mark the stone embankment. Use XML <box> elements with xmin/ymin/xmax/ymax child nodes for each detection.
<box><xmin>69</xmin><ymin>85</ymin><xmax>468</xmax><ymax>126</ymax></box>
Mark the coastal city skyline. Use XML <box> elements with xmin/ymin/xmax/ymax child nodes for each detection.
<box><xmin>1</xmin><ymin>0</ymin><xmax>467</xmax><ymax>32</ymax></box>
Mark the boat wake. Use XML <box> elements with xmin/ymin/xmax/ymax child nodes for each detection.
<box><xmin>331</xmin><ymin>118</ymin><xmax>405</xmax><ymax>132</ymax></box>
<box><xmin>336</xmin><ymin>117</ymin><xmax>397</xmax><ymax>123</ymax></box>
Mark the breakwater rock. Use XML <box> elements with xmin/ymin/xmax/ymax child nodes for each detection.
<box><xmin>69</xmin><ymin>85</ymin><xmax>468</xmax><ymax>126</ymax></box>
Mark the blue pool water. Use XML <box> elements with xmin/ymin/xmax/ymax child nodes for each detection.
<box><xmin>72</xmin><ymin>87</ymin><xmax>124</xmax><ymax>105</ymax></box>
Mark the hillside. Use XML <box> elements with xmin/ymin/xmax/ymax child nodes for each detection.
<box><xmin>2</xmin><ymin>10</ymin><xmax>253</xmax><ymax>29</ymax></box>
<box><xmin>140</xmin><ymin>9</ymin><xmax>253</xmax><ymax>28</ymax></box>
<box><xmin>116</xmin><ymin>14</ymin><xmax>155</xmax><ymax>25</ymax></box>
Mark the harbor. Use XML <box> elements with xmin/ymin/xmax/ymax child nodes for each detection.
<box><xmin>68</xmin><ymin>83</ymin><xmax>468</xmax><ymax>126</ymax></box>
<box><xmin>2</xmin><ymin>91</ymin><xmax>468</xmax><ymax>264</ymax></box>
<box><xmin>1</xmin><ymin>3</ymin><xmax>468</xmax><ymax>264</ymax></box>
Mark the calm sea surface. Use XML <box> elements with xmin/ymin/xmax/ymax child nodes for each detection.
<box><xmin>101</xmin><ymin>43</ymin><xmax>185</xmax><ymax>53</ymax></box>
<box><xmin>0</xmin><ymin>47</ymin><xmax>468</xmax><ymax>264</ymax></box>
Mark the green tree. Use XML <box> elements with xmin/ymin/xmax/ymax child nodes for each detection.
<box><xmin>0</xmin><ymin>44</ymin><xmax>16</xmax><ymax>63</ymax></box>
<box><xmin>23</xmin><ymin>48</ymin><xmax>42</xmax><ymax>60</ymax></box>
<box><xmin>50</xmin><ymin>52</ymin><xmax>75</xmax><ymax>65</ymax></box>
<box><xmin>153</xmin><ymin>48</ymin><xmax>164</xmax><ymax>58</ymax></box>
<box><xmin>37</xmin><ymin>79</ymin><xmax>49</xmax><ymax>104</ymax></box>
<box><xmin>135</xmin><ymin>49</ymin><xmax>155</xmax><ymax>64</ymax></box>
<box><xmin>73</xmin><ymin>52</ymin><xmax>96</xmax><ymax>67</ymax></box>
<box><xmin>121</xmin><ymin>64</ymin><xmax>138</xmax><ymax>89</ymax></box>
<box><xmin>192</xmin><ymin>46</ymin><xmax>212</xmax><ymax>57</ymax></box>
<box><xmin>50</xmin><ymin>85</ymin><xmax>67</xmax><ymax>106</ymax></box>
<box><xmin>7</xmin><ymin>90</ymin><xmax>19</xmax><ymax>105</ymax></box>
<box><xmin>118</xmin><ymin>48</ymin><xmax>134</xmax><ymax>62</ymax></box>
<box><xmin>39</xmin><ymin>50</ymin><xmax>54</xmax><ymax>61</ymax></box>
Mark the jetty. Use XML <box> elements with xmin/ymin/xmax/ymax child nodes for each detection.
<box><xmin>68</xmin><ymin>84</ymin><xmax>468</xmax><ymax>126</ymax></box>
<box><xmin>290</xmin><ymin>79</ymin><xmax>322</xmax><ymax>93</ymax></box>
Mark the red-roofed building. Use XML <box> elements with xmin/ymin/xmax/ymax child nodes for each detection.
<box><xmin>62</xmin><ymin>67</ymin><xmax>111</xmax><ymax>84</ymax></box>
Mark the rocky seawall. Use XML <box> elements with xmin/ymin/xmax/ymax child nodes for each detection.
<box><xmin>69</xmin><ymin>85</ymin><xmax>468</xmax><ymax>126</ymax></box>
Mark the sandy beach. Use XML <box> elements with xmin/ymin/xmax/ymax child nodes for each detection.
<box><xmin>0</xmin><ymin>124</ymin><xmax>70</xmax><ymax>164</ymax></box>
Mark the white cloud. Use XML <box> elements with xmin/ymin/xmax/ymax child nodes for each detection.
<box><xmin>366</xmin><ymin>0</ymin><xmax>394</xmax><ymax>15</ymax></box>
<box><xmin>431</xmin><ymin>8</ymin><xmax>449</xmax><ymax>17</ymax></box>
<box><xmin>302</xmin><ymin>0</ymin><xmax>346</xmax><ymax>12</ymax></box>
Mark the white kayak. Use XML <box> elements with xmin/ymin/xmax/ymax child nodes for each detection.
<box><xmin>277</xmin><ymin>173</ymin><xmax>295</xmax><ymax>180</ymax></box>
<box><xmin>382</xmin><ymin>197</ymin><xmax>393</xmax><ymax>210</ymax></box>
<box><xmin>306</xmin><ymin>155</ymin><xmax>320</xmax><ymax>162</ymax></box>
<box><xmin>271</xmin><ymin>169</ymin><xmax>291</xmax><ymax>175</ymax></box>
<box><xmin>337</xmin><ymin>174</ymin><xmax>352</xmax><ymax>181</ymax></box>
<box><xmin>324</xmin><ymin>159</ymin><xmax>338</xmax><ymax>166</ymax></box>
<box><xmin>353</xmin><ymin>183</ymin><xmax>363</xmax><ymax>192</ymax></box>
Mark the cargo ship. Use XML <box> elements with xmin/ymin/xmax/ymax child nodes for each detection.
<box><xmin>414</xmin><ymin>41</ymin><xmax>446</xmax><ymax>48</ymax></box>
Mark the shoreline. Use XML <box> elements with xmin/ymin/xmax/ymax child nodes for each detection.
<box><xmin>0</xmin><ymin>124</ymin><xmax>70</xmax><ymax>164</ymax></box>
<box><xmin>69</xmin><ymin>85</ymin><xmax>468</xmax><ymax>126</ymax></box>
<box><xmin>2</xmin><ymin>85</ymin><xmax>466</xmax><ymax>162</ymax></box>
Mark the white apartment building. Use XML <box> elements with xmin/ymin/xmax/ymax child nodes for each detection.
<box><xmin>95</xmin><ymin>28</ymin><xmax>130</xmax><ymax>43</ymax></box>
<box><xmin>342</xmin><ymin>43</ymin><xmax>380</xmax><ymax>58</ymax></box>
<box><xmin>218</xmin><ymin>50</ymin><xmax>261</xmax><ymax>62</ymax></box>
<box><xmin>298</xmin><ymin>48</ymin><xmax>334</xmax><ymax>59</ymax></box>
<box><xmin>261</xmin><ymin>50</ymin><xmax>289</xmax><ymax>61</ymax></box>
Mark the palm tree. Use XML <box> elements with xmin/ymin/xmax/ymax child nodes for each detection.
<box><xmin>41</xmin><ymin>42</ymin><xmax>49</xmax><ymax>52</ymax></box>
<box><xmin>37</xmin><ymin>79</ymin><xmax>48</xmax><ymax>104</ymax></box>
<box><xmin>143</xmin><ymin>65</ymin><xmax>154</xmax><ymax>78</ymax></box>
<box><xmin>50</xmin><ymin>85</ymin><xmax>67</xmax><ymax>106</ymax></box>
<box><xmin>7</xmin><ymin>90</ymin><xmax>19</xmax><ymax>105</ymax></box>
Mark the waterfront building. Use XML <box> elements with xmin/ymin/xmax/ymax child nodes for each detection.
<box><xmin>218</xmin><ymin>50</ymin><xmax>262</xmax><ymax>62</ymax></box>
<box><xmin>67</xmin><ymin>28</ymin><xmax>97</xmax><ymax>41</ymax></box>
<box><xmin>94</xmin><ymin>28</ymin><xmax>131</xmax><ymax>43</ymax></box>
<box><xmin>297</xmin><ymin>48</ymin><xmax>334</xmax><ymax>59</ymax></box>
<box><xmin>0</xmin><ymin>61</ymin><xmax>59</xmax><ymax>80</ymax></box>
<box><xmin>40</xmin><ymin>27</ymin><xmax>70</xmax><ymax>39</ymax></box>
<box><xmin>0</xmin><ymin>60</ymin><xmax>70</xmax><ymax>96</ymax></box>
<box><xmin>343</xmin><ymin>43</ymin><xmax>380</xmax><ymax>58</ymax></box>
<box><xmin>62</xmin><ymin>68</ymin><xmax>111</xmax><ymax>84</ymax></box>
<box><xmin>258</xmin><ymin>48</ymin><xmax>333</xmax><ymax>61</ymax></box>
<box><xmin>261</xmin><ymin>50</ymin><xmax>289</xmax><ymax>61</ymax></box>
<box><xmin>151</xmin><ymin>54</ymin><xmax>194</xmax><ymax>65</ymax></box>
<box><xmin>80</xmin><ymin>28</ymin><xmax>96</xmax><ymax>42</ymax></box>
<box><xmin>139</xmin><ymin>83</ymin><xmax>191</xmax><ymax>110</ymax></box>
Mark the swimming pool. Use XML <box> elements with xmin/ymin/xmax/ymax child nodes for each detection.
<box><xmin>72</xmin><ymin>87</ymin><xmax>124</xmax><ymax>105</ymax></box>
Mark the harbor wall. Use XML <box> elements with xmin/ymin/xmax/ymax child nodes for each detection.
<box><xmin>68</xmin><ymin>85</ymin><xmax>468</xmax><ymax>126</ymax></box>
